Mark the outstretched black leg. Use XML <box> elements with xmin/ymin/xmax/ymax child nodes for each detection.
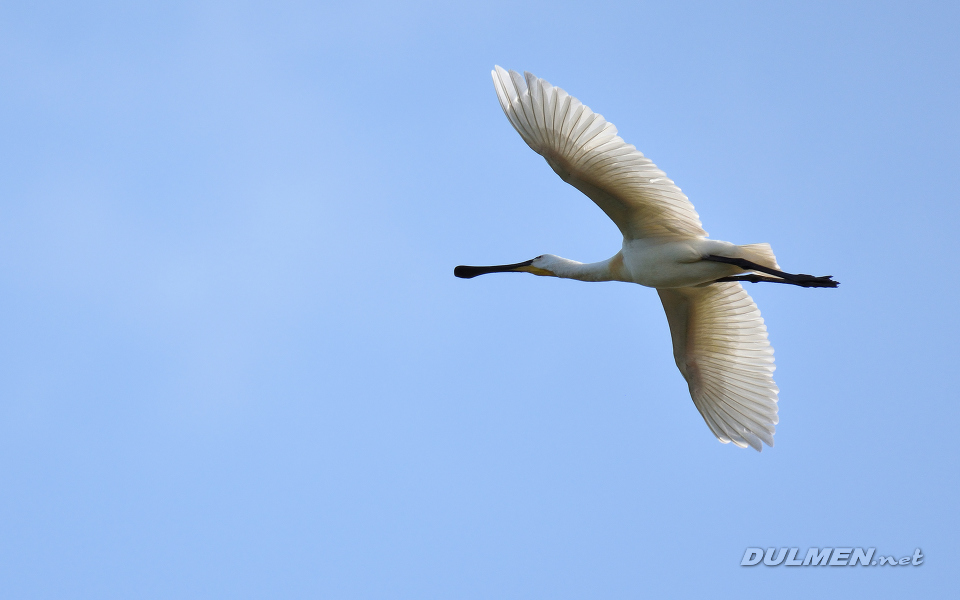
<box><xmin>705</xmin><ymin>255</ymin><xmax>839</xmax><ymax>288</ymax></box>
<box><xmin>715</xmin><ymin>274</ymin><xmax>820</xmax><ymax>286</ymax></box>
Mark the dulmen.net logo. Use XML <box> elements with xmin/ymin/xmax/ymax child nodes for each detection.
<box><xmin>741</xmin><ymin>548</ymin><xmax>924</xmax><ymax>567</ymax></box>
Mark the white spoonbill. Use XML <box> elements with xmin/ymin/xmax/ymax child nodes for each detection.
<box><xmin>455</xmin><ymin>67</ymin><xmax>838</xmax><ymax>451</ymax></box>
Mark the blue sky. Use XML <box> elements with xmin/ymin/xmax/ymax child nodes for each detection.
<box><xmin>1</xmin><ymin>1</ymin><xmax>958</xmax><ymax>597</ymax></box>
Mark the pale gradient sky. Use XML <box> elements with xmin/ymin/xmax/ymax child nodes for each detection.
<box><xmin>1</xmin><ymin>1</ymin><xmax>958</xmax><ymax>598</ymax></box>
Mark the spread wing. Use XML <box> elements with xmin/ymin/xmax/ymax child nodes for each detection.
<box><xmin>492</xmin><ymin>66</ymin><xmax>707</xmax><ymax>241</ymax></box>
<box><xmin>657</xmin><ymin>282</ymin><xmax>779</xmax><ymax>451</ymax></box>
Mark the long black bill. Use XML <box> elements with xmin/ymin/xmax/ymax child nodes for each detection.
<box><xmin>454</xmin><ymin>259</ymin><xmax>534</xmax><ymax>279</ymax></box>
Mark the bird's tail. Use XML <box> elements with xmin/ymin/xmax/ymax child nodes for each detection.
<box><xmin>737</xmin><ymin>243</ymin><xmax>780</xmax><ymax>271</ymax></box>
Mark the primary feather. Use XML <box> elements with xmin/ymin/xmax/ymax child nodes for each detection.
<box><xmin>492</xmin><ymin>66</ymin><xmax>707</xmax><ymax>241</ymax></box>
<box><xmin>658</xmin><ymin>283</ymin><xmax>779</xmax><ymax>451</ymax></box>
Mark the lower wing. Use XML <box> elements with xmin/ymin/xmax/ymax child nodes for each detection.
<box><xmin>657</xmin><ymin>282</ymin><xmax>779</xmax><ymax>451</ymax></box>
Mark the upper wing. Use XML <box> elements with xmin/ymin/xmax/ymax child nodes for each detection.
<box><xmin>657</xmin><ymin>282</ymin><xmax>779</xmax><ymax>451</ymax></box>
<box><xmin>492</xmin><ymin>66</ymin><xmax>707</xmax><ymax>241</ymax></box>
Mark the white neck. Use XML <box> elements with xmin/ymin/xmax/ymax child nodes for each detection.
<box><xmin>538</xmin><ymin>253</ymin><xmax>622</xmax><ymax>282</ymax></box>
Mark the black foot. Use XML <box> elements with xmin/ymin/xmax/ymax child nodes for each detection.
<box><xmin>791</xmin><ymin>274</ymin><xmax>839</xmax><ymax>288</ymax></box>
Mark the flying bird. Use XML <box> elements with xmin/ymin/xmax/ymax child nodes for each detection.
<box><xmin>455</xmin><ymin>66</ymin><xmax>838</xmax><ymax>451</ymax></box>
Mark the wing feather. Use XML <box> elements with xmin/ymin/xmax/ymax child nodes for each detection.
<box><xmin>493</xmin><ymin>67</ymin><xmax>707</xmax><ymax>241</ymax></box>
<box><xmin>657</xmin><ymin>282</ymin><xmax>779</xmax><ymax>451</ymax></box>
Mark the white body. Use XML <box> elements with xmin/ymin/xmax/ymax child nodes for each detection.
<box><xmin>624</xmin><ymin>239</ymin><xmax>748</xmax><ymax>287</ymax></box>
<box><xmin>536</xmin><ymin>238</ymin><xmax>777</xmax><ymax>287</ymax></box>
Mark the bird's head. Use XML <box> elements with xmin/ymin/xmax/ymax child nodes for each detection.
<box><xmin>454</xmin><ymin>254</ymin><xmax>559</xmax><ymax>279</ymax></box>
